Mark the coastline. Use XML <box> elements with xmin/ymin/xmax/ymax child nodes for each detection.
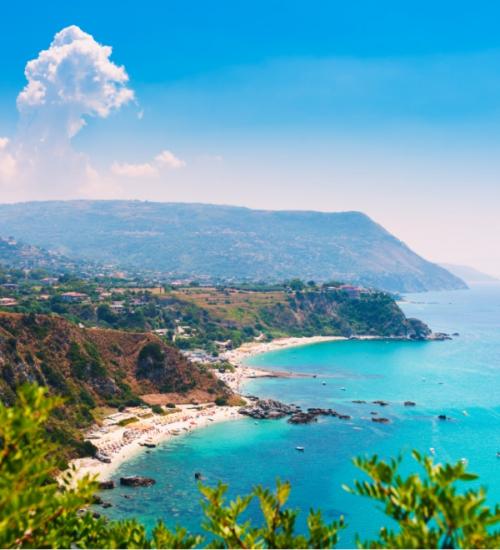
<box><xmin>71</xmin><ymin>403</ymin><xmax>244</xmax><ymax>482</ymax></box>
<box><xmin>70</xmin><ymin>334</ymin><xmax>405</xmax><ymax>482</ymax></box>
<box><xmin>222</xmin><ymin>335</ymin><xmax>349</xmax><ymax>366</ymax></box>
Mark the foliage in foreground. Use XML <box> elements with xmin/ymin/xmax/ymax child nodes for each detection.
<box><xmin>0</xmin><ymin>385</ymin><xmax>498</xmax><ymax>548</ymax></box>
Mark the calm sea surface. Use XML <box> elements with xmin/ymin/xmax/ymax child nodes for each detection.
<box><xmin>102</xmin><ymin>284</ymin><xmax>500</xmax><ymax>546</ymax></box>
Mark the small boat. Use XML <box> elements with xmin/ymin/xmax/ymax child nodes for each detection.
<box><xmin>462</xmin><ymin>410</ymin><xmax>469</xmax><ymax>416</ymax></box>
<box><xmin>496</xmin><ymin>452</ymin><xmax>500</xmax><ymax>459</ymax></box>
<box><xmin>321</xmin><ymin>381</ymin><xmax>327</xmax><ymax>386</ymax></box>
<box><xmin>340</xmin><ymin>387</ymin><xmax>346</xmax><ymax>391</ymax></box>
<box><xmin>295</xmin><ymin>446</ymin><xmax>305</xmax><ymax>452</ymax></box>
<box><xmin>460</xmin><ymin>458</ymin><xmax>468</xmax><ymax>465</ymax></box>
<box><xmin>429</xmin><ymin>447</ymin><xmax>435</xmax><ymax>455</ymax></box>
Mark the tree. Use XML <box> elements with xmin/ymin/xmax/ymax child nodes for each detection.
<box><xmin>344</xmin><ymin>453</ymin><xmax>500</xmax><ymax>549</ymax></box>
<box><xmin>0</xmin><ymin>385</ymin><xmax>498</xmax><ymax>548</ymax></box>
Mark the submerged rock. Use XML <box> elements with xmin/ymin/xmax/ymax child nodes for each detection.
<box><xmin>372</xmin><ymin>417</ymin><xmax>390</xmax><ymax>424</ymax></box>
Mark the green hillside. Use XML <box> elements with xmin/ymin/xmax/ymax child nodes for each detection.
<box><xmin>0</xmin><ymin>201</ymin><xmax>466</xmax><ymax>292</ymax></box>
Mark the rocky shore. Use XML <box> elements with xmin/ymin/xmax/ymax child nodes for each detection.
<box><xmin>239</xmin><ymin>399</ymin><xmax>354</xmax><ymax>424</ymax></box>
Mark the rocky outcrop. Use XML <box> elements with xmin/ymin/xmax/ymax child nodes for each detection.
<box><xmin>240</xmin><ymin>400</ymin><xmax>353</xmax><ymax>424</ymax></box>
<box><xmin>119</xmin><ymin>476</ymin><xmax>156</xmax><ymax>487</ymax></box>
<box><xmin>98</xmin><ymin>480</ymin><xmax>115</xmax><ymax>490</ymax></box>
<box><xmin>405</xmin><ymin>318</ymin><xmax>432</xmax><ymax>340</ymax></box>
<box><xmin>239</xmin><ymin>399</ymin><xmax>301</xmax><ymax>419</ymax></box>
<box><xmin>288</xmin><ymin>412</ymin><xmax>318</xmax><ymax>424</ymax></box>
<box><xmin>428</xmin><ymin>332</ymin><xmax>452</xmax><ymax>341</ymax></box>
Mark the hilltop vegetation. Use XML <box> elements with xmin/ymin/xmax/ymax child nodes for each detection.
<box><xmin>0</xmin><ymin>201</ymin><xmax>466</xmax><ymax>292</ymax></box>
<box><xmin>0</xmin><ymin>268</ymin><xmax>431</xmax><ymax>355</ymax></box>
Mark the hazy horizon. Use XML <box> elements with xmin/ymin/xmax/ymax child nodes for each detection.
<box><xmin>1</xmin><ymin>2</ymin><xmax>499</xmax><ymax>276</ymax></box>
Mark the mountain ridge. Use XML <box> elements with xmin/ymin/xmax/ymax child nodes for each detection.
<box><xmin>0</xmin><ymin>200</ymin><xmax>466</xmax><ymax>293</ymax></box>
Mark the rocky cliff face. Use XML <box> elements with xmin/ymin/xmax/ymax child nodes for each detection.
<box><xmin>0</xmin><ymin>312</ymin><xmax>229</xmax><ymax>457</ymax></box>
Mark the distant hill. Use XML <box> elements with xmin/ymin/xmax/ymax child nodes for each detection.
<box><xmin>0</xmin><ymin>236</ymin><xmax>74</xmax><ymax>272</ymax></box>
<box><xmin>0</xmin><ymin>201</ymin><xmax>466</xmax><ymax>293</ymax></box>
<box><xmin>440</xmin><ymin>263</ymin><xmax>499</xmax><ymax>284</ymax></box>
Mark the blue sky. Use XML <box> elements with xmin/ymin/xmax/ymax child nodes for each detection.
<box><xmin>0</xmin><ymin>1</ymin><xmax>499</xmax><ymax>275</ymax></box>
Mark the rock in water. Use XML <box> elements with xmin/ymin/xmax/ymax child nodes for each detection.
<box><xmin>119</xmin><ymin>476</ymin><xmax>156</xmax><ymax>487</ymax></box>
<box><xmin>98</xmin><ymin>480</ymin><xmax>115</xmax><ymax>490</ymax></box>
<box><xmin>372</xmin><ymin>417</ymin><xmax>390</xmax><ymax>424</ymax></box>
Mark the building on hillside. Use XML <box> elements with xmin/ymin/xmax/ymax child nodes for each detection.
<box><xmin>339</xmin><ymin>284</ymin><xmax>363</xmax><ymax>299</ymax></box>
<box><xmin>0</xmin><ymin>297</ymin><xmax>18</xmax><ymax>307</ymax></box>
<box><xmin>41</xmin><ymin>277</ymin><xmax>58</xmax><ymax>286</ymax></box>
<box><xmin>60</xmin><ymin>291</ymin><xmax>89</xmax><ymax>303</ymax></box>
<box><xmin>2</xmin><ymin>283</ymin><xmax>19</xmax><ymax>290</ymax></box>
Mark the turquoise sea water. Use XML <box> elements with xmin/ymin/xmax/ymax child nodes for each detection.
<box><xmin>102</xmin><ymin>285</ymin><xmax>500</xmax><ymax>546</ymax></box>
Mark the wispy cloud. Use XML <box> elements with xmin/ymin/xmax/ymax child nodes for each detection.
<box><xmin>155</xmin><ymin>150</ymin><xmax>186</xmax><ymax>169</ymax></box>
<box><xmin>111</xmin><ymin>150</ymin><xmax>186</xmax><ymax>178</ymax></box>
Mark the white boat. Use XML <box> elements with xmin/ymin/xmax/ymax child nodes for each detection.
<box><xmin>295</xmin><ymin>446</ymin><xmax>305</xmax><ymax>452</ymax></box>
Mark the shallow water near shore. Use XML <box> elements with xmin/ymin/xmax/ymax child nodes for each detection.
<box><xmin>102</xmin><ymin>284</ymin><xmax>500</xmax><ymax>546</ymax></box>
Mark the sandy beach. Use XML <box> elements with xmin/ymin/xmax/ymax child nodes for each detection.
<box><xmin>71</xmin><ymin>367</ymin><xmax>272</xmax><ymax>482</ymax></box>
<box><xmin>71</xmin><ymin>335</ymin><xmax>360</xmax><ymax>482</ymax></box>
<box><xmin>72</xmin><ymin>403</ymin><xmax>243</xmax><ymax>481</ymax></box>
<box><xmin>222</xmin><ymin>335</ymin><xmax>349</xmax><ymax>366</ymax></box>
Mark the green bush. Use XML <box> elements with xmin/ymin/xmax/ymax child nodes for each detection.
<box><xmin>0</xmin><ymin>385</ymin><xmax>498</xmax><ymax>549</ymax></box>
<box><xmin>151</xmin><ymin>404</ymin><xmax>165</xmax><ymax>415</ymax></box>
<box><xmin>214</xmin><ymin>396</ymin><xmax>228</xmax><ymax>406</ymax></box>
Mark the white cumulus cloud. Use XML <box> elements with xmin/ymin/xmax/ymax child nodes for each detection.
<box><xmin>1</xmin><ymin>25</ymin><xmax>135</xmax><ymax>200</ymax></box>
<box><xmin>17</xmin><ymin>25</ymin><xmax>134</xmax><ymax>138</ymax></box>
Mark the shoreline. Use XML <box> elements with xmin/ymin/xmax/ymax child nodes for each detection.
<box><xmin>222</xmin><ymin>335</ymin><xmax>348</xmax><ymax>366</ymax></box>
<box><xmin>71</xmin><ymin>403</ymin><xmax>244</xmax><ymax>482</ymax></box>
<box><xmin>70</xmin><ymin>333</ymin><xmax>422</xmax><ymax>482</ymax></box>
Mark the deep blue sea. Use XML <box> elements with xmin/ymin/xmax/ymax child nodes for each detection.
<box><xmin>102</xmin><ymin>284</ymin><xmax>500</xmax><ymax>546</ymax></box>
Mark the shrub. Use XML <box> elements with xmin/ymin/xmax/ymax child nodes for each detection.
<box><xmin>151</xmin><ymin>404</ymin><xmax>165</xmax><ymax>415</ymax></box>
<box><xmin>0</xmin><ymin>385</ymin><xmax>498</xmax><ymax>549</ymax></box>
<box><xmin>215</xmin><ymin>396</ymin><xmax>228</xmax><ymax>406</ymax></box>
